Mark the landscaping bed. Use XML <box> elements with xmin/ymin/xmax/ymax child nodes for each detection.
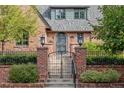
<box><xmin>0</xmin><ymin>83</ymin><xmax>44</xmax><ymax>88</ymax></box>
<box><xmin>80</xmin><ymin>69</ymin><xmax>121</xmax><ymax>83</ymax></box>
<box><xmin>78</xmin><ymin>82</ymin><xmax>124</xmax><ymax>88</ymax></box>
<box><xmin>0</xmin><ymin>64</ymin><xmax>46</xmax><ymax>88</ymax></box>
<box><xmin>78</xmin><ymin>69</ymin><xmax>124</xmax><ymax>88</ymax></box>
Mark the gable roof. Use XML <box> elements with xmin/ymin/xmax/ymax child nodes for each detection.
<box><xmin>32</xmin><ymin>6</ymin><xmax>51</xmax><ymax>29</ymax></box>
<box><xmin>35</xmin><ymin>5</ymin><xmax>102</xmax><ymax>32</ymax></box>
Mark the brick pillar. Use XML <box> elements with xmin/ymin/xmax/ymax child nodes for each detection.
<box><xmin>75</xmin><ymin>47</ymin><xmax>87</xmax><ymax>79</ymax></box>
<box><xmin>37</xmin><ymin>47</ymin><xmax>48</xmax><ymax>82</ymax></box>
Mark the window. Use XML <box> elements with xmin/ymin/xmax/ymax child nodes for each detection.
<box><xmin>55</xmin><ymin>9</ymin><xmax>65</xmax><ymax>19</ymax></box>
<box><xmin>74</xmin><ymin>9</ymin><xmax>87</xmax><ymax>19</ymax></box>
<box><xmin>16</xmin><ymin>31</ymin><xmax>29</xmax><ymax>46</ymax></box>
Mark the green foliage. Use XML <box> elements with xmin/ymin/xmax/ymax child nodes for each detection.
<box><xmin>80</xmin><ymin>69</ymin><xmax>121</xmax><ymax>83</ymax></box>
<box><xmin>93</xmin><ymin>6</ymin><xmax>124</xmax><ymax>54</ymax></box>
<box><xmin>83</xmin><ymin>41</ymin><xmax>102</xmax><ymax>51</ymax></box>
<box><xmin>80</xmin><ymin>70</ymin><xmax>101</xmax><ymax>83</ymax></box>
<box><xmin>0</xmin><ymin>5</ymin><xmax>37</xmax><ymax>51</ymax></box>
<box><xmin>9</xmin><ymin>64</ymin><xmax>38</xmax><ymax>83</ymax></box>
<box><xmin>0</xmin><ymin>54</ymin><xmax>37</xmax><ymax>65</ymax></box>
<box><xmin>101</xmin><ymin>69</ymin><xmax>121</xmax><ymax>82</ymax></box>
<box><xmin>87</xmin><ymin>56</ymin><xmax>124</xmax><ymax>65</ymax></box>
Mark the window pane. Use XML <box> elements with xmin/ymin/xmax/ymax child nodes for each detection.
<box><xmin>16</xmin><ymin>39</ymin><xmax>22</xmax><ymax>45</ymax></box>
<box><xmin>75</xmin><ymin>12</ymin><xmax>79</xmax><ymax>19</ymax></box>
<box><xmin>23</xmin><ymin>40</ymin><xmax>28</xmax><ymax>45</ymax></box>
<box><xmin>80</xmin><ymin>10</ymin><xmax>85</xmax><ymax>19</ymax></box>
<box><xmin>23</xmin><ymin>31</ymin><xmax>29</xmax><ymax>45</ymax></box>
<box><xmin>55</xmin><ymin>9</ymin><xmax>65</xmax><ymax>19</ymax></box>
<box><xmin>74</xmin><ymin>9</ymin><xmax>86</xmax><ymax>19</ymax></box>
<box><xmin>16</xmin><ymin>31</ymin><xmax>29</xmax><ymax>46</ymax></box>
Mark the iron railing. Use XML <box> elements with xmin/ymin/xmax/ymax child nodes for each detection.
<box><xmin>72</xmin><ymin>58</ymin><xmax>77</xmax><ymax>88</ymax></box>
<box><xmin>87</xmin><ymin>51</ymin><xmax>124</xmax><ymax>65</ymax></box>
<box><xmin>48</xmin><ymin>51</ymin><xmax>74</xmax><ymax>78</ymax></box>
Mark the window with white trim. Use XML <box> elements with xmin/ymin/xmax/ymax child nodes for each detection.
<box><xmin>55</xmin><ymin>9</ymin><xmax>65</xmax><ymax>19</ymax></box>
<box><xmin>74</xmin><ymin>9</ymin><xmax>87</xmax><ymax>19</ymax></box>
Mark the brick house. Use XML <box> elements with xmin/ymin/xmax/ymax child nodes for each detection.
<box><xmin>0</xmin><ymin>5</ymin><xmax>101</xmax><ymax>53</ymax></box>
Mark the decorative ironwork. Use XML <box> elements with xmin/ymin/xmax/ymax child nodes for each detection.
<box><xmin>48</xmin><ymin>51</ymin><xmax>72</xmax><ymax>78</ymax></box>
<box><xmin>48</xmin><ymin>51</ymin><xmax>77</xmax><ymax>87</ymax></box>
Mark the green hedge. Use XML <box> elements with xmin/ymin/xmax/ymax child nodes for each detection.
<box><xmin>0</xmin><ymin>55</ymin><xmax>37</xmax><ymax>65</ymax></box>
<box><xmin>9</xmin><ymin>64</ymin><xmax>38</xmax><ymax>83</ymax></box>
<box><xmin>80</xmin><ymin>69</ymin><xmax>121</xmax><ymax>83</ymax></box>
<box><xmin>87</xmin><ymin>56</ymin><xmax>124</xmax><ymax>65</ymax></box>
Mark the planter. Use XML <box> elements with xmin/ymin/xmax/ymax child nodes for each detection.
<box><xmin>79</xmin><ymin>82</ymin><xmax>124</xmax><ymax>88</ymax></box>
<box><xmin>0</xmin><ymin>83</ymin><xmax>44</xmax><ymax>88</ymax></box>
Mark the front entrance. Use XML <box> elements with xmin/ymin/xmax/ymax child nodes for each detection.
<box><xmin>56</xmin><ymin>32</ymin><xmax>67</xmax><ymax>53</ymax></box>
<box><xmin>48</xmin><ymin>51</ymin><xmax>75</xmax><ymax>78</ymax></box>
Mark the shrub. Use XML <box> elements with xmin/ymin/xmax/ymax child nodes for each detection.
<box><xmin>9</xmin><ymin>64</ymin><xmax>38</xmax><ymax>83</ymax></box>
<box><xmin>80</xmin><ymin>69</ymin><xmax>121</xmax><ymax>83</ymax></box>
<box><xmin>83</xmin><ymin>41</ymin><xmax>102</xmax><ymax>51</ymax></box>
<box><xmin>87</xmin><ymin>56</ymin><xmax>124</xmax><ymax>65</ymax></box>
<box><xmin>0</xmin><ymin>54</ymin><xmax>37</xmax><ymax>65</ymax></box>
<box><xmin>80</xmin><ymin>70</ymin><xmax>102</xmax><ymax>83</ymax></box>
<box><xmin>101</xmin><ymin>69</ymin><xmax>121</xmax><ymax>82</ymax></box>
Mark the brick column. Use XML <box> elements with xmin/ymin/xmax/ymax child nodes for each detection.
<box><xmin>37</xmin><ymin>47</ymin><xmax>48</xmax><ymax>82</ymax></box>
<box><xmin>75</xmin><ymin>47</ymin><xmax>87</xmax><ymax>79</ymax></box>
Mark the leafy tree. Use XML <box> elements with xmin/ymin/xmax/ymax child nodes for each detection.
<box><xmin>0</xmin><ymin>5</ymin><xmax>37</xmax><ymax>52</ymax></box>
<box><xmin>93</xmin><ymin>6</ymin><xmax>124</xmax><ymax>54</ymax></box>
<box><xmin>83</xmin><ymin>41</ymin><xmax>102</xmax><ymax>51</ymax></box>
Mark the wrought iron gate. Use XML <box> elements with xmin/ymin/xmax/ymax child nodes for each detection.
<box><xmin>48</xmin><ymin>51</ymin><xmax>76</xmax><ymax>78</ymax></box>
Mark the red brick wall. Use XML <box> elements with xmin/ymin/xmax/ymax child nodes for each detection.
<box><xmin>87</xmin><ymin>65</ymin><xmax>124</xmax><ymax>82</ymax></box>
<box><xmin>75</xmin><ymin>47</ymin><xmax>87</xmax><ymax>84</ymax></box>
<box><xmin>0</xmin><ymin>65</ymin><xmax>10</xmax><ymax>83</ymax></box>
<box><xmin>0</xmin><ymin>83</ymin><xmax>44</xmax><ymax>88</ymax></box>
<box><xmin>37</xmin><ymin>47</ymin><xmax>48</xmax><ymax>82</ymax></box>
<box><xmin>79</xmin><ymin>82</ymin><xmax>124</xmax><ymax>88</ymax></box>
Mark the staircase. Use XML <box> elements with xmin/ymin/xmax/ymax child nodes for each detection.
<box><xmin>45</xmin><ymin>78</ymin><xmax>75</xmax><ymax>88</ymax></box>
<box><xmin>46</xmin><ymin>52</ymin><xmax>76</xmax><ymax>88</ymax></box>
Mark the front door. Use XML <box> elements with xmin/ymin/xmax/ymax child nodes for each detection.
<box><xmin>56</xmin><ymin>32</ymin><xmax>67</xmax><ymax>53</ymax></box>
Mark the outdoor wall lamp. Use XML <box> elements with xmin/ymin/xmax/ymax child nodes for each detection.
<box><xmin>78</xmin><ymin>34</ymin><xmax>83</xmax><ymax>47</ymax></box>
<box><xmin>40</xmin><ymin>36</ymin><xmax>45</xmax><ymax>47</ymax></box>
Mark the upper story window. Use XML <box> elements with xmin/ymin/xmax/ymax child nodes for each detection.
<box><xmin>55</xmin><ymin>9</ymin><xmax>65</xmax><ymax>19</ymax></box>
<box><xmin>74</xmin><ymin>9</ymin><xmax>87</xmax><ymax>19</ymax></box>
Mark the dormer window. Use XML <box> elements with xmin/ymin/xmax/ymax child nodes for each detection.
<box><xmin>55</xmin><ymin>9</ymin><xmax>65</xmax><ymax>19</ymax></box>
<box><xmin>74</xmin><ymin>9</ymin><xmax>87</xmax><ymax>19</ymax></box>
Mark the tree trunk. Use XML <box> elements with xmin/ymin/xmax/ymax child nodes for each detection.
<box><xmin>1</xmin><ymin>41</ymin><xmax>5</xmax><ymax>54</ymax></box>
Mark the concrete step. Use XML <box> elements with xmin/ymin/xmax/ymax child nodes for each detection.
<box><xmin>46</xmin><ymin>84</ymin><xmax>74</xmax><ymax>88</ymax></box>
<box><xmin>45</xmin><ymin>82</ymin><xmax>74</xmax><ymax>88</ymax></box>
<box><xmin>45</xmin><ymin>78</ymin><xmax>75</xmax><ymax>88</ymax></box>
<box><xmin>46</xmin><ymin>82</ymin><xmax>74</xmax><ymax>85</ymax></box>
<box><xmin>48</xmin><ymin>75</ymin><xmax>72</xmax><ymax>78</ymax></box>
<box><xmin>47</xmin><ymin>78</ymin><xmax>73</xmax><ymax>82</ymax></box>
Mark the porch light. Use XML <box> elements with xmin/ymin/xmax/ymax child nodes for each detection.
<box><xmin>78</xmin><ymin>34</ymin><xmax>83</xmax><ymax>46</ymax></box>
<box><xmin>40</xmin><ymin>36</ymin><xmax>45</xmax><ymax>47</ymax></box>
